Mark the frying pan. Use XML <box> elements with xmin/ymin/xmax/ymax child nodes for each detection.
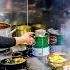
<box><xmin>0</xmin><ymin>57</ymin><xmax>26</xmax><ymax>70</ymax></box>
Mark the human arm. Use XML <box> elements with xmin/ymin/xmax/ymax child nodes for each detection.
<box><xmin>0</xmin><ymin>32</ymin><xmax>34</xmax><ymax>48</ymax></box>
<box><xmin>0</xmin><ymin>36</ymin><xmax>16</xmax><ymax>48</ymax></box>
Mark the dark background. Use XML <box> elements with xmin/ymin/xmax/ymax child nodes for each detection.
<box><xmin>5</xmin><ymin>0</ymin><xmax>70</xmax><ymax>30</ymax></box>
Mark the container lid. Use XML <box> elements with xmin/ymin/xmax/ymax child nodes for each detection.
<box><xmin>31</xmin><ymin>23</ymin><xmax>48</xmax><ymax>31</ymax></box>
<box><xmin>48</xmin><ymin>28</ymin><xmax>60</xmax><ymax>35</ymax></box>
<box><xmin>35</xmin><ymin>29</ymin><xmax>46</xmax><ymax>37</ymax></box>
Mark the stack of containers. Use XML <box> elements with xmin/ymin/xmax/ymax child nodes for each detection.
<box><xmin>32</xmin><ymin>29</ymin><xmax>49</xmax><ymax>57</ymax></box>
<box><xmin>48</xmin><ymin>28</ymin><xmax>64</xmax><ymax>53</ymax></box>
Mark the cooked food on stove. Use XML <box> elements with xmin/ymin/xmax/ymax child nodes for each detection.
<box><xmin>1</xmin><ymin>57</ymin><xmax>26</xmax><ymax>64</ymax></box>
<box><xmin>48</xmin><ymin>52</ymin><xmax>66</xmax><ymax>63</ymax></box>
<box><xmin>48</xmin><ymin>52</ymin><xmax>67</xmax><ymax>67</ymax></box>
<box><xmin>13</xmin><ymin>57</ymin><xmax>26</xmax><ymax>63</ymax></box>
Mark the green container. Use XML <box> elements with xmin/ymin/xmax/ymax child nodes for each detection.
<box><xmin>34</xmin><ymin>35</ymin><xmax>48</xmax><ymax>48</ymax></box>
<box><xmin>56</xmin><ymin>35</ymin><xmax>64</xmax><ymax>45</ymax></box>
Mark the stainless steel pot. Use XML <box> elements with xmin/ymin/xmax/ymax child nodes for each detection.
<box><xmin>0</xmin><ymin>22</ymin><xmax>11</xmax><ymax>37</ymax></box>
<box><xmin>0</xmin><ymin>22</ymin><xmax>17</xmax><ymax>37</ymax></box>
<box><xmin>0</xmin><ymin>22</ymin><xmax>16</xmax><ymax>53</ymax></box>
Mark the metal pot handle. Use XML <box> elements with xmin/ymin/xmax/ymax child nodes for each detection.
<box><xmin>8</xmin><ymin>28</ymin><xmax>16</xmax><ymax>36</ymax></box>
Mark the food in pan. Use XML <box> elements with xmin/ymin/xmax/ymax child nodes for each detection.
<box><xmin>48</xmin><ymin>52</ymin><xmax>67</xmax><ymax>67</ymax></box>
<box><xmin>1</xmin><ymin>57</ymin><xmax>26</xmax><ymax>64</ymax></box>
<box><xmin>48</xmin><ymin>53</ymin><xmax>66</xmax><ymax>63</ymax></box>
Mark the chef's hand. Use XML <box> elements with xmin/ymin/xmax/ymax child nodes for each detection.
<box><xmin>14</xmin><ymin>32</ymin><xmax>34</xmax><ymax>46</ymax></box>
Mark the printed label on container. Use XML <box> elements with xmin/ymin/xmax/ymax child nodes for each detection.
<box><xmin>32</xmin><ymin>47</ymin><xmax>49</xmax><ymax>56</ymax></box>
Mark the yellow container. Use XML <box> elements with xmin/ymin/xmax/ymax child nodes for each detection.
<box><xmin>16</xmin><ymin>25</ymin><xmax>31</xmax><ymax>32</ymax></box>
<box><xmin>16</xmin><ymin>25</ymin><xmax>31</xmax><ymax>36</ymax></box>
<box><xmin>11</xmin><ymin>25</ymin><xmax>31</xmax><ymax>52</ymax></box>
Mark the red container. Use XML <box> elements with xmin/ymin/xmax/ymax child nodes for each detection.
<box><xmin>49</xmin><ymin>34</ymin><xmax>57</xmax><ymax>45</ymax></box>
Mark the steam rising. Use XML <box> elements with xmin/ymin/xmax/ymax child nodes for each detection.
<box><xmin>61</xmin><ymin>18</ymin><xmax>70</xmax><ymax>53</ymax></box>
